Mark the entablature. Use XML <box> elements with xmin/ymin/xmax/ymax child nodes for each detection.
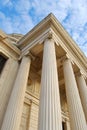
<box><xmin>0</xmin><ymin>39</ymin><xmax>21</xmax><ymax>60</ymax></box>
<box><xmin>17</xmin><ymin>13</ymin><xmax>87</xmax><ymax>77</ymax></box>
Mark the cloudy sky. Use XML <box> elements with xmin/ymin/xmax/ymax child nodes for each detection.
<box><xmin>0</xmin><ymin>0</ymin><xmax>87</xmax><ymax>56</ymax></box>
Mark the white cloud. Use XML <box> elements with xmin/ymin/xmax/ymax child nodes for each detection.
<box><xmin>1</xmin><ymin>0</ymin><xmax>10</xmax><ymax>5</ymax></box>
<box><xmin>0</xmin><ymin>12</ymin><xmax>6</xmax><ymax>19</ymax></box>
<box><xmin>14</xmin><ymin>0</ymin><xmax>31</xmax><ymax>14</ymax></box>
<box><xmin>0</xmin><ymin>0</ymin><xmax>12</xmax><ymax>7</ymax></box>
<box><xmin>15</xmin><ymin>14</ymin><xmax>34</xmax><ymax>34</ymax></box>
<box><xmin>0</xmin><ymin>10</ymin><xmax>34</xmax><ymax>34</ymax></box>
<box><xmin>0</xmin><ymin>0</ymin><xmax>87</xmax><ymax>56</ymax></box>
<box><xmin>0</xmin><ymin>11</ymin><xmax>13</xmax><ymax>33</ymax></box>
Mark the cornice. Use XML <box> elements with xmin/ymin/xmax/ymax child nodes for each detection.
<box><xmin>51</xmin><ymin>30</ymin><xmax>87</xmax><ymax>76</ymax></box>
<box><xmin>17</xmin><ymin>13</ymin><xmax>87</xmax><ymax>74</ymax></box>
<box><xmin>50</xmin><ymin>14</ymin><xmax>87</xmax><ymax>67</ymax></box>
<box><xmin>21</xmin><ymin>28</ymin><xmax>52</xmax><ymax>54</ymax></box>
<box><xmin>17</xmin><ymin>13</ymin><xmax>53</xmax><ymax>48</ymax></box>
<box><xmin>0</xmin><ymin>38</ymin><xmax>21</xmax><ymax>59</ymax></box>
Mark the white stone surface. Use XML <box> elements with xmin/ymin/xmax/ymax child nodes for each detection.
<box><xmin>63</xmin><ymin>59</ymin><xmax>87</xmax><ymax>130</ymax></box>
<box><xmin>0</xmin><ymin>58</ymin><xmax>19</xmax><ymax>128</ymax></box>
<box><xmin>38</xmin><ymin>38</ymin><xmax>62</xmax><ymax>130</ymax></box>
<box><xmin>1</xmin><ymin>56</ymin><xmax>31</xmax><ymax>130</ymax></box>
<box><xmin>76</xmin><ymin>75</ymin><xmax>87</xmax><ymax>122</ymax></box>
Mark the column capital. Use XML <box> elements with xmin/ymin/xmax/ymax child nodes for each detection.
<box><xmin>28</xmin><ymin>52</ymin><xmax>35</xmax><ymax>61</ymax></box>
<box><xmin>75</xmin><ymin>70</ymin><xmax>87</xmax><ymax>79</ymax></box>
<box><xmin>75</xmin><ymin>71</ymin><xmax>82</xmax><ymax>77</ymax></box>
<box><xmin>19</xmin><ymin>51</ymin><xmax>35</xmax><ymax>61</ymax></box>
<box><xmin>43</xmin><ymin>30</ymin><xmax>60</xmax><ymax>46</ymax></box>
<box><xmin>60</xmin><ymin>54</ymin><xmax>70</xmax><ymax>65</ymax></box>
<box><xmin>47</xmin><ymin>30</ymin><xmax>53</xmax><ymax>39</ymax></box>
<box><xmin>60</xmin><ymin>54</ymin><xmax>75</xmax><ymax>66</ymax></box>
<box><xmin>43</xmin><ymin>31</ymin><xmax>57</xmax><ymax>45</ymax></box>
<box><xmin>60</xmin><ymin>55</ymin><xmax>68</xmax><ymax>63</ymax></box>
<box><xmin>43</xmin><ymin>36</ymin><xmax>54</xmax><ymax>43</ymax></box>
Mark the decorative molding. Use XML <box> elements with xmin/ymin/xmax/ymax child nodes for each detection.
<box><xmin>21</xmin><ymin>28</ymin><xmax>52</xmax><ymax>53</ymax></box>
<box><xmin>59</xmin><ymin>54</ymin><xmax>74</xmax><ymax>65</ymax></box>
<box><xmin>19</xmin><ymin>50</ymin><xmax>36</xmax><ymax>62</ymax></box>
<box><xmin>75</xmin><ymin>70</ymin><xmax>87</xmax><ymax>79</ymax></box>
<box><xmin>0</xmin><ymin>40</ymin><xmax>20</xmax><ymax>60</ymax></box>
<box><xmin>20</xmin><ymin>26</ymin><xmax>87</xmax><ymax>77</ymax></box>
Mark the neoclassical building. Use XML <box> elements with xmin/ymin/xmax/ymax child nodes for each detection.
<box><xmin>0</xmin><ymin>13</ymin><xmax>87</xmax><ymax>130</ymax></box>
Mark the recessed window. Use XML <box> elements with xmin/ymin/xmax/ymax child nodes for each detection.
<box><xmin>62</xmin><ymin>121</ymin><xmax>66</xmax><ymax>130</ymax></box>
<box><xmin>0</xmin><ymin>54</ymin><xmax>7</xmax><ymax>74</ymax></box>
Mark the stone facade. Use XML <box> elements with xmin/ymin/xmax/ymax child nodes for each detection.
<box><xmin>0</xmin><ymin>13</ymin><xmax>87</xmax><ymax>130</ymax></box>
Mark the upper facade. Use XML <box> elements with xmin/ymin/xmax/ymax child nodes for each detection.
<box><xmin>0</xmin><ymin>13</ymin><xmax>87</xmax><ymax>130</ymax></box>
<box><xmin>1</xmin><ymin>13</ymin><xmax>87</xmax><ymax>76</ymax></box>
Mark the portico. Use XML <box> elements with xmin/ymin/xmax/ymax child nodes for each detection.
<box><xmin>0</xmin><ymin>13</ymin><xmax>87</xmax><ymax>130</ymax></box>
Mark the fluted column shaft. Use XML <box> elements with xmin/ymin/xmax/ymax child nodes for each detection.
<box><xmin>76</xmin><ymin>74</ymin><xmax>87</xmax><ymax>122</ymax></box>
<box><xmin>66</xmin><ymin>121</ymin><xmax>71</xmax><ymax>130</ymax></box>
<box><xmin>38</xmin><ymin>39</ymin><xmax>62</xmax><ymax>130</ymax></box>
<box><xmin>63</xmin><ymin>59</ymin><xmax>87</xmax><ymax>130</ymax></box>
<box><xmin>1</xmin><ymin>56</ymin><xmax>31</xmax><ymax>130</ymax></box>
<box><xmin>0</xmin><ymin>58</ymin><xmax>19</xmax><ymax>128</ymax></box>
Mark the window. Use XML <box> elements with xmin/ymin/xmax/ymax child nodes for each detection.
<box><xmin>62</xmin><ymin>121</ymin><xmax>67</xmax><ymax>130</ymax></box>
<box><xmin>0</xmin><ymin>54</ymin><xmax>7</xmax><ymax>74</ymax></box>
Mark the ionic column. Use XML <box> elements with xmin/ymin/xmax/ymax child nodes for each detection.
<box><xmin>38</xmin><ymin>38</ymin><xmax>62</xmax><ymax>130</ymax></box>
<box><xmin>0</xmin><ymin>58</ymin><xmax>19</xmax><ymax>128</ymax></box>
<box><xmin>63</xmin><ymin>58</ymin><xmax>87</xmax><ymax>130</ymax></box>
<box><xmin>1</xmin><ymin>56</ymin><xmax>31</xmax><ymax>130</ymax></box>
<box><xmin>76</xmin><ymin>73</ymin><xmax>87</xmax><ymax>122</ymax></box>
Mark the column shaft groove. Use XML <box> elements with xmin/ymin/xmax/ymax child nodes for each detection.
<box><xmin>1</xmin><ymin>56</ymin><xmax>31</xmax><ymax>130</ymax></box>
<box><xmin>63</xmin><ymin>59</ymin><xmax>86</xmax><ymax>130</ymax></box>
<box><xmin>38</xmin><ymin>39</ymin><xmax>62</xmax><ymax>130</ymax></box>
<box><xmin>76</xmin><ymin>75</ymin><xmax>87</xmax><ymax>122</ymax></box>
<box><xmin>0</xmin><ymin>59</ymin><xmax>19</xmax><ymax>128</ymax></box>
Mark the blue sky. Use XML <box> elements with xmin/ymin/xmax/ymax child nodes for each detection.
<box><xmin>0</xmin><ymin>0</ymin><xmax>87</xmax><ymax>56</ymax></box>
